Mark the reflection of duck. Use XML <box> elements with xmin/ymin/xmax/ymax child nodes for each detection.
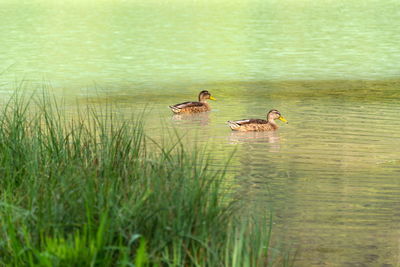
<box><xmin>228</xmin><ymin>130</ymin><xmax>280</xmax><ymax>144</ymax></box>
<box><xmin>169</xmin><ymin>90</ymin><xmax>216</xmax><ymax>114</ymax></box>
<box><xmin>171</xmin><ymin>112</ymin><xmax>210</xmax><ymax>126</ymax></box>
<box><xmin>227</xmin><ymin>109</ymin><xmax>287</xmax><ymax>132</ymax></box>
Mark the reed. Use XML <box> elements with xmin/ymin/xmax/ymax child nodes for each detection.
<box><xmin>0</xmin><ymin>94</ymin><xmax>282</xmax><ymax>266</ymax></box>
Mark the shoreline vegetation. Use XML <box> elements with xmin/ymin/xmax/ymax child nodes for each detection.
<box><xmin>0</xmin><ymin>94</ymin><xmax>288</xmax><ymax>266</ymax></box>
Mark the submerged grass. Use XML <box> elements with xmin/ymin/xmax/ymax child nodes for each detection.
<box><xmin>0</xmin><ymin>94</ymin><xmax>282</xmax><ymax>266</ymax></box>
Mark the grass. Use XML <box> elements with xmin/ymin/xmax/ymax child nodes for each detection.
<box><xmin>0</xmin><ymin>93</ymin><xmax>287</xmax><ymax>266</ymax></box>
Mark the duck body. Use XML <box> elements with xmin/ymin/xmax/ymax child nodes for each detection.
<box><xmin>227</xmin><ymin>109</ymin><xmax>287</xmax><ymax>132</ymax></box>
<box><xmin>169</xmin><ymin>101</ymin><xmax>211</xmax><ymax>114</ymax></box>
<box><xmin>169</xmin><ymin>90</ymin><xmax>216</xmax><ymax>114</ymax></box>
<box><xmin>227</xmin><ymin>119</ymin><xmax>278</xmax><ymax>132</ymax></box>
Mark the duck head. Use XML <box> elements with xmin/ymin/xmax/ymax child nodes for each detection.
<box><xmin>267</xmin><ymin>109</ymin><xmax>288</xmax><ymax>123</ymax></box>
<box><xmin>198</xmin><ymin>90</ymin><xmax>216</xmax><ymax>102</ymax></box>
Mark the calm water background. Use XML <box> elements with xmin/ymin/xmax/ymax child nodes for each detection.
<box><xmin>1</xmin><ymin>0</ymin><xmax>400</xmax><ymax>266</ymax></box>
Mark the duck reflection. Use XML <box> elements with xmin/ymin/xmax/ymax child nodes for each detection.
<box><xmin>171</xmin><ymin>112</ymin><xmax>210</xmax><ymax>126</ymax></box>
<box><xmin>228</xmin><ymin>130</ymin><xmax>280</xmax><ymax>145</ymax></box>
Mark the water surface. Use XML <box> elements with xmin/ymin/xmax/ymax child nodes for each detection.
<box><xmin>80</xmin><ymin>79</ymin><xmax>400</xmax><ymax>266</ymax></box>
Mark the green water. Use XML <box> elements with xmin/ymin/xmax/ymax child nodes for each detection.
<box><xmin>2</xmin><ymin>0</ymin><xmax>400</xmax><ymax>266</ymax></box>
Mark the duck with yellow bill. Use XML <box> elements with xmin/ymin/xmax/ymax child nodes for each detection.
<box><xmin>227</xmin><ymin>109</ymin><xmax>288</xmax><ymax>132</ymax></box>
<box><xmin>169</xmin><ymin>90</ymin><xmax>216</xmax><ymax>114</ymax></box>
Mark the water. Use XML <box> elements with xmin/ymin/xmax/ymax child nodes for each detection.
<box><xmin>1</xmin><ymin>1</ymin><xmax>400</xmax><ymax>266</ymax></box>
<box><xmin>1</xmin><ymin>0</ymin><xmax>400</xmax><ymax>89</ymax></box>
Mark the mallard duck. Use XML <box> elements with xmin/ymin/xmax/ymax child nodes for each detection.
<box><xmin>227</xmin><ymin>109</ymin><xmax>287</xmax><ymax>132</ymax></box>
<box><xmin>169</xmin><ymin>90</ymin><xmax>216</xmax><ymax>114</ymax></box>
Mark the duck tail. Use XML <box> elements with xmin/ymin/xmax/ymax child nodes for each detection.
<box><xmin>227</xmin><ymin>121</ymin><xmax>240</xmax><ymax>131</ymax></box>
<box><xmin>169</xmin><ymin>106</ymin><xmax>180</xmax><ymax>113</ymax></box>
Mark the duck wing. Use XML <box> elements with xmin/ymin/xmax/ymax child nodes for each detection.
<box><xmin>227</xmin><ymin>118</ymin><xmax>267</xmax><ymax>130</ymax></box>
<box><xmin>170</xmin><ymin>101</ymin><xmax>204</xmax><ymax>109</ymax></box>
<box><xmin>229</xmin><ymin>119</ymin><xmax>267</xmax><ymax>125</ymax></box>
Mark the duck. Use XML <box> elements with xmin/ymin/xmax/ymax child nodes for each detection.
<box><xmin>169</xmin><ymin>90</ymin><xmax>216</xmax><ymax>114</ymax></box>
<box><xmin>227</xmin><ymin>109</ymin><xmax>287</xmax><ymax>132</ymax></box>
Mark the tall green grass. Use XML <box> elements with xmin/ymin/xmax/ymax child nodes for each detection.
<box><xmin>0</xmin><ymin>94</ymin><xmax>284</xmax><ymax>266</ymax></box>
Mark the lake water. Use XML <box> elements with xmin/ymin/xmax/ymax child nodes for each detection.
<box><xmin>1</xmin><ymin>0</ymin><xmax>400</xmax><ymax>266</ymax></box>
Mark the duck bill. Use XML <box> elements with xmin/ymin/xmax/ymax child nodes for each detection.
<box><xmin>209</xmin><ymin>96</ymin><xmax>216</xmax><ymax>100</ymax></box>
<box><xmin>278</xmin><ymin>116</ymin><xmax>288</xmax><ymax>123</ymax></box>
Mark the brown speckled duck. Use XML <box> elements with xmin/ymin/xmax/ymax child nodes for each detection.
<box><xmin>169</xmin><ymin>90</ymin><xmax>216</xmax><ymax>114</ymax></box>
<box><xmin>227</xmin><ymin>109</ymin><xmax>288</xmax><ymax>132</ymax></box>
